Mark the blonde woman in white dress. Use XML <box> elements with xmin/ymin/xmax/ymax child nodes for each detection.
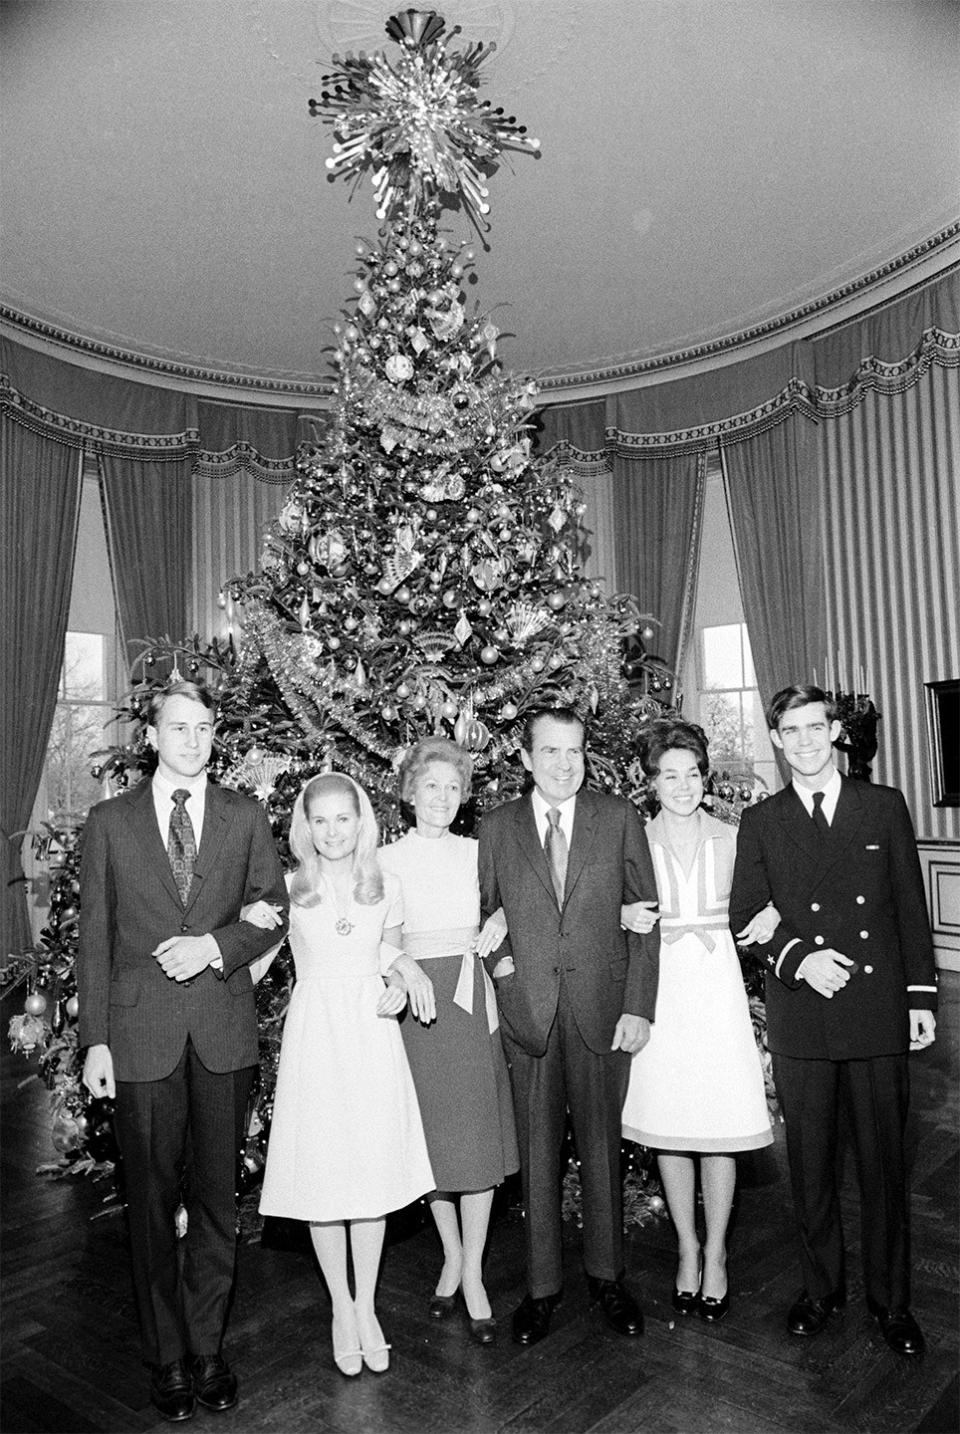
<box><xmin>620</xmin><ymin>722</ymin><xmax>777</xmax><ymax>1323</ymax></box>
<box><xmin>249</xmin><ymin>773</ymin><xmax>433</xmax><ymax>1377</ymax></box>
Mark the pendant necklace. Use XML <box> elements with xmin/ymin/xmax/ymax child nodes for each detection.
<box><xmin>325</xmin><ymin>876</ymin><xmax>354</xmax><ymax>935</ymax></box>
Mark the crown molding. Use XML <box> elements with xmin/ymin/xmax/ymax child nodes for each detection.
<box><xmin>3</xmin><ymin>223</ymin><xmax>957</xmax><ymax>407</ymax></box>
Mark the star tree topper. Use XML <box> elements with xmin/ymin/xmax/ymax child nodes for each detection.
<box><xmin>310</xmin><ymin>7</ymin><xmax>540</xmax><ymax>230</ymax></box>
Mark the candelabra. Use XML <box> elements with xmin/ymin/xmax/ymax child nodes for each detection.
<box><xmin>828</xmin><ymin>690</ymin><xmax>881</xmax><ymax>781</ymax></box>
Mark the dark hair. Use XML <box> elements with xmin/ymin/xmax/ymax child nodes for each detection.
<box><xmin>397</xmin><ymin>738</ymin><xmax>473</xmax><ymax>804</ymax></box>
<box><xmin>146</xmin><ymin>680</ymin><xmax>217</xmax><ymax>727</ymax></box>
<box><xmin>521</xmin><ymin>707</ymin><xmax>585</xmax><ymax>754</ymax></box>
<box><xmin>638</xmin><ymin>719</ymin><xmax>710</xmax><ymax>778</ymax></box>
<box><xmin>767</xmin><ymin>683</ymin><xmax>836</xmax><ymax>731</ymax></box>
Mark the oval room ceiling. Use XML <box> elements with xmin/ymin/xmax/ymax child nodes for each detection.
<box><xmin>2</xmin><ymin>0</ymin><xmax>958</xmax><ymax>399</ymax></box>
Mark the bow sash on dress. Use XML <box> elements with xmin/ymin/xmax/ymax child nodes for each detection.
<box><xmin>401</xmin><ymin>926</ymin><xmax>499</xmax><ymax>1033</ymax></box>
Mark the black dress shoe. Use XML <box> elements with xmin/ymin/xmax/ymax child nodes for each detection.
<box><xmin>512</xmin><ymin>1292</ymin><xmax>560</xmax><ymax>1347</ymax></box>
<box><xmin>867</xmin><ymin>1300</ymin><xmax>926</xmax><ymax>1357</ymax></box>
<box><xmin>190</xmin><ymin>1353</ymin><xmax>238</xmax><ymax>1411</ymax></box>
<box><xmin>672</xmin><ymin>1287</ymin><xmax>701</xmax><ymax>1317</ymax></box>
<box><xmin>786</xmin><ymin>1288</ymin><xmax>846</xmax><ymax>1336</ymax></box>
<box><xmin>150</xmin><ymin>1359</ymin><xmax>195</xmax><ymax>1422</ymax></box>
<box><xmin>428</xmin><ymin>1292</ymin><xmax>458</xmax><ymax>1320</ymax></box>
<box><xmin>587</xmin><ymin>1278</ymin><xmax>644</xmax><ymax>1337</ymax></box>
<box><xmin>699</xmin><ymin>1290</ymin><xmax>730</xmax><ymax>1323</ymax></box>
<box><xmin>468</xmin><ymin>1315</ymin><xmax>497</xmax><ymax>1345</ymax></box>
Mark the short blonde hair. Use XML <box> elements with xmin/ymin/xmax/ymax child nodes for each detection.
<box><xmin>288</xmin><ymin>773</ymin><xmax>383</xmax><ymax>908</ymax></box>
<box><xmin>398</xmin><ymin>737</ymin><xmax>473</xmax><ymax>805</ymax></box>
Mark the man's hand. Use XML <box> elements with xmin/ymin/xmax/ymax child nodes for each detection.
<box><xmin>736</xmin><ymin>904</ymin><xmax>781</xmax><ymax>945</ymax></box>
<box><xmin>82</xmin><ymin>1043</ymin><xmax>116</xmax><ymax>1099</ymax></box>
<box><xmin>797</xmin><ymin>948</ymin><xmax>855</xmax><ymax>998</ymax></box>
<box><xmin>611</xmin><ymin>1014</ymin><xmax>651</xmax><ymax>1055</ymax></box>
<box><xmin>909</xmin><ymin>1009</ymin><xmax>936</xmax><ymax>1051</ymax></box>
<box><xmin>153</xmin><ymin>933</ymin><xmax>220</xmax><ymax>983</ymax></box>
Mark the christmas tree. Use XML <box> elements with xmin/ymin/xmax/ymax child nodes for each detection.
<box><xmin>227</xmin><ymin>7</ymin><xmax>668</xmax><ymax>835</ymax></box>
<box><xmin>6</xmin><ymin>9</ymin><xmax>695</xmax><ymax>1221</ymax></box>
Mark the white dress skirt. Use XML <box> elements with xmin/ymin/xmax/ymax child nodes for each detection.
<box><xmin>621</xmin><ymin>813</ymin><xmax>773</xmax><ymax>1154</ymax></box>
<box><xmin>259</xmin><ymin>871</ymin><xmax>435</xmax><ymax>1221</ymax></box>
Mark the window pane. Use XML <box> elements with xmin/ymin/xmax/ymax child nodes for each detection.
<box><xmin>62</xmin><ymin>632</ymin><xmax>105</xmax><ymax>700</ymax></box>
<box><xmin>742</xmin><ymin>626</ymin><xmax>757</xmax><ymax>687</ymax></box>
<box><xmin>45</xmin><ymin>703</ymin><xmax>111</xmax><ymax>825</ymax></box>
<box><xmin>702</xmin><ymin>691</ymin><xmax>744</xmax><ymax>766</ymax></box>
<box><xmin>702</xmin><ymin>624</ymin><xmax>744</xmax><ymax>689</ymax></box>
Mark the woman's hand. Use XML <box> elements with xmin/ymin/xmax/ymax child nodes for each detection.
<box><xmin>377</xmin><ymin>971</ymin><xmax>408</xmax><ymax>1018</ymax></box>
<box><xmin>387</xmin><ymin>954</ymin><xmax>436</xmax><ymax>1024</ymax></box>
<box><xmin>241</xmin><ymin>900</ymin><xmax>284</xmax><ymax>930</ymax></box>
<box><xmin>475</xmin><ymin>907</ymin><xmax>508</xmax><ymax>959</ymax></box>
<box><xmin>620</xmin><ymin>900</ymin><xmax>660</xmax><ymax>934</ymax></box>
<box><xmin>736</xmin><ymin>904</ymin><xmax>781</xmax><ymax>946</ymax></box>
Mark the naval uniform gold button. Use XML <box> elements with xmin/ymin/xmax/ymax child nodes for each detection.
<box><xmin>811</xmin><ymin>902</ymin><xmax>820</xmax><ymax>912</ymax></box>
<box><xmin>864</xmin><ymin>965</ymin><xmax>874</xmax><ymax>974</ymax></box>
<box><xmin>856</xmin><ymin>896</ymin><xmax>865</xmax><ymax>904</ymax></box>
<box><xmin>860</xmin><ymin>930</ymin><xmax>869</xmax><ymax>939</ymax></box>
<box><xmin>814</xmin><ymin>935</ymin><xmax>824</xmax><ymax>945</ymax></box>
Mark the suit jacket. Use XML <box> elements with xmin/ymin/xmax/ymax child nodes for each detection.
<box><xmin>729</xmin><ymin>776</ymin><xmax>937</xmax><ymax>1061</ymax></box>
<box><xmin>478</xmin><ymin>788</ymin><xmax>659</xmax><ymax>1056</ymax></box>
<box><xmin>78</xmin><ymin>777</ymin><xmax>289</xmax><ymax>1081</ymax></box>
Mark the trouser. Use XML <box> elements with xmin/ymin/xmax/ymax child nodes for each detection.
<box><xmin>502</xmin><ymin>990</ymin><xmax>630</xmax><ymax>1298</ymax></box>
<box><xmin>114</xmin><ymin>1037</ymin><xmax>255</xmax><ymax>1366</ymax></box>
<box><xmin>771</xmin><ymin>1050</ymin><xmax>910</xmax><ymax>1310</ymax></box>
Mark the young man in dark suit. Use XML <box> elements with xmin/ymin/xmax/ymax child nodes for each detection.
<box><xmin>479</xmin><ymin>707</ymin><xmax>660</xmax><ymax>1347</ymax></box>
<box><xmin>79</xmin><ymin>681</ymin><xmax>288</xmax><ymax>1420</ymax></box>
<box><xmin>730</xmin><ymin>683</ymin><xmax>937</xmax><ymax>1356</ymax></box>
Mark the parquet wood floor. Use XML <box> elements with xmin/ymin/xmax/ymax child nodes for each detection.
<box><xmin>2</xmin><ymin>978</ymin><xmax>957</xmax><ymax>1434</ymax></box>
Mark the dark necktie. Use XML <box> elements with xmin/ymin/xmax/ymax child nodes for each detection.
<box><xmin>811</xmin><ymin>790</ymin><xmax>830</xmax><ymax>835</ymax></box>
<box><xmin>544</xmin><ymin>807</ymin><xmax>568</xmax><ymax>907</ymax></box>
<box><xmin>168</xmin><ymin>788</ymin><xmax>197</xmax><ymax>904</ymax></box>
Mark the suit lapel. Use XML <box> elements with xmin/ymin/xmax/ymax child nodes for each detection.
<box><xmin>183</xmin><ymin>783</ymin><xmax>232</xmax><ymax>915</ymax></box>
<box><xmin>514</xmin><ymin>793</ymin><xmax>556</xmax><ymax>903</ymax></box>
<box><xmin>565</xmin><ymin>791</ymin><xmax>598</xmax><ymax>906</ymax></box>
<box><xmin>126</xmin><ymin>779</ymin><xmax>183</xmax><ymax>907</ymax></box>
<box><xmin>774</xmin><ymin>786</ymin><xmax>822</xmax><ymax>865</ymax></box>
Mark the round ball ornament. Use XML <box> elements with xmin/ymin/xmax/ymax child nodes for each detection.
<box><xmin>441</xmin><ymin>700</ymin><xmax>458</xmax><ymax>721</ymax></box>
<box><xmin>501</xmin><ymin>702</ymin><xmax>518</xmax><ymax>721</ymax></box>
<box><xmin>24</xmin><ymin>991</ymin><xmax>47</xmax><ymax>1016</ymax></box>
<box><xmin>547</xmin><ymin>591</ymin><xmax>566</xmax><ymax>611</ymax></box>
<box><xmin>441</xmin><ymin>590</ymin><xmax>458</xmax><ymax>609</ymax></box>
<box><xmin>65</xmin><ymin>995</ymin><xmax>79</xmax><ymax>1018</ymax></box>
<box><xmin>479</xmin><ymin>645</ymin><xmax>500</xmax><ymax>665</ymax></box>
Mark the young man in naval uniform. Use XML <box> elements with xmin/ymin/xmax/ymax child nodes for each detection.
<box><xmin>730</xmin><ymin>683</ymin><xmax>937</xmax><ymax>1357</ymax></box>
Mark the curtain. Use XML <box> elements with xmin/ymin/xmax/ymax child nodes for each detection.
<box><xmin>98</xmin><ymin>454</ymin><xmax>193</xmax><ymax>677</ymax></box>
<box><xmin>818</xmin><ymin>360</ymin><xmax>960</xmax><ymax>839</ymax></box>
<box><xmin>611</xmin><ymin>450</ymin><xmax>706</xmax><ymax>675</ymax></box>
<box><xmin>1</xmin><ymin>416</ymin><xmax>82</xmax><ymax>954</ymax></box>
<box><xmin>721</xmin><ymin>411</ymin><xmax>825</xmax><ymax>720</ymax></box>
<box><xmin>191</xmin><ymin>467</ymin><xmax>293</xmax><ymax>642</ymax></box>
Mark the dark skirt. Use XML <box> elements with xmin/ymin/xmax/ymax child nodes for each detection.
<box><xmin>399</xmin><ymin>952</ymin><xmax>519</xmax><ymax>1192</ymax></box>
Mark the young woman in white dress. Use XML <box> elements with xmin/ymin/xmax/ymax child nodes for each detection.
<box><xmin>620</xmin><ymin>722</ymin><xmax>777</xmax><ymax>1322</ymax></box>
<box><xmin>246</xmin><ymin>773</ymin><xmax>433</xmax><ymax>1377</ymax></box>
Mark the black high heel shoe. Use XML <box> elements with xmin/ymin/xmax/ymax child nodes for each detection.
<box><xmin>699</xmin><ymin>1290</ymin><xmax>730</xmax><ymax>1323</ymax></box>
<box><xmin>428</xmin><ymin>1292</ymin><xmax>458</xmax><ymax>1320</ymax></box>
<box><xmin>672</xmin><ymin>1286</ymin><xmax>701</xmax><ymax>1316</ymax></box>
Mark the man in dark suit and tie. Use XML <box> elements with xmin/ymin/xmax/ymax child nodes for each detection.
<box><xmin>79</xmin><ymin>680</ymin><xmax>288</xmax><ymax>1420</ymax></box>
<box><xmin>478</xmin><ymin>707</ymin><xmax>660</xmax><ymax>1346</ymax></box>
<box><xmin>730</xmin><ymin>683</ymin><xmax>937</xmax><ymax>1357</ymax></box>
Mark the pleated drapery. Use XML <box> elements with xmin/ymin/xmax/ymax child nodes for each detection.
<box><xmin>611</xmin><ymin>451</ymin><xmax>706</xmax><ymax>676</ymax></box>
<box><xmin>818</xmin><ymin>360</ymin><xmax>960</xmax><ymax>838</ymax></box>
<box><xmin>720</xmin><ymin>410</ymin><xmax>825</xmax><ymax>714</ymax></box>
<box><xmin>1</xmin><ymin>416</ymin><xmax>82</xmax><ymax>953</ymax></box>
<box><xmin>98</xmin><ymin>453</ymin><xmax>193</xmax><ymax>677</ymax></box>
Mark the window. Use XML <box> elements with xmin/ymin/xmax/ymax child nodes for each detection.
<box><xmin>25</xmin><ymin>468</ymin><xmax>123</xmax><ymax>939</ymax></box>
<box><xmin>679</xmin><ymin>463</ymin><xmax>778</xmax><ymax>795</ymax></box>
<box><xmin>699</xmin><ymin>622</ymin><xmax>774</xmax><ymax>789</ymax></box>
<box><xmin>45</xmin><ymin>631</ymin><xmax>115</xmax><ymax>827</ymax></box>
